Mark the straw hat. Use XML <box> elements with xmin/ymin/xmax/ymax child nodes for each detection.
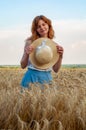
<box><xmin>29</xmin><ymin>38</ymin><xmax>59</xmax><ymax>69</ymax></box>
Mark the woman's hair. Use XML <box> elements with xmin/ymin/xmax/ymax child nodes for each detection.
<box><xmin>26</xmin><ymin>15</ymin><xmax>54</xmax><ymax>42</ymax></box>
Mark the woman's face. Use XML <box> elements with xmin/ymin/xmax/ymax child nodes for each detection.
<box><xmin>36</xmin><ymin>19</ymin><xmax>49</xmax><ymax>37</ymax></box>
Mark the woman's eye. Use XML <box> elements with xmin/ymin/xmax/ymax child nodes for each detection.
<box><xmin>37</xmin><ymin>23</ymin><xmax>46</xmax><ymax>29</ymax></box>
<box><xmin>43</xmin><ymin>24</ymin><xmax>45</xmax><ymax>26</ymax></box>
<box><xmin>37</xmin><ymin>26</ymin><xmax>40</xmax><ymax>29</ymax></box>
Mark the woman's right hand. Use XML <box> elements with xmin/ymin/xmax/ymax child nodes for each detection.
<box><xmin>24</xmin><ymin>45</ymin><xmax>34</xmax><ymax>55</ymax></box>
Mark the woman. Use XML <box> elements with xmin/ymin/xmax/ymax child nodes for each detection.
<box><xmin>20</xmin><ymin>15</ymin><xmax>64</xmax><ymax>88</ymax></box>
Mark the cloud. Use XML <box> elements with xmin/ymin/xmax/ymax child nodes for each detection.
<box><xmin>53</xmin><ymin>19</ymin><xmax>86</xmax><ymax>64</ymax></box>
<box><xmin>0</xmin><ymin>20</ymin><xmax>86</xmax><ymax>65</ymax></box>
<box><xmin>0</xmin><ymin>24</ymin><xmax>31</xmax><ymax>65</ymax></box>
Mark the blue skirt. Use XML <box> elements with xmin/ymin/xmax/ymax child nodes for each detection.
<box><xmin>21</xmin><ymin>68</ymin><xmax>52</xmax><ymax>88</ymax></box>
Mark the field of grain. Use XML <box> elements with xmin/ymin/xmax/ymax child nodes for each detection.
<box><xmin>0</xmin><ymin>67</ymin><xmax>86</xmax><ymax>130</ymax></box>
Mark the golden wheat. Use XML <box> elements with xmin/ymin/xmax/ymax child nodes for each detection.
<box><xmin>0</xmin><ymin>68</ymin><xmax>86</xmax><ymax>130</ymax></box>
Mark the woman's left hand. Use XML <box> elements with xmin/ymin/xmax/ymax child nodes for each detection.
<box><xmin>56</xmin><ymin>45</ymin><xmax>64</xmax><ymax>59</ymax></box>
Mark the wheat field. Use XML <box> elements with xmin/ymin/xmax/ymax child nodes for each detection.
<box><xmin>0</xmin><ymin>67</ymin><xmax>86</xmax><ymax>130</ymax></box>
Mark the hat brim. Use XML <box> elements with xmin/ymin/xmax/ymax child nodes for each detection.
<box><xmin>29</xmin><ymin>38</ymin><xmax>59</xmax><ymax>69</ymax></box>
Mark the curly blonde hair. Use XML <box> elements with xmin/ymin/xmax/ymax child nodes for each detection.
<box><xmin>26</xmin><ymin>15</ymin><xmax>54</xmax><ymax>42</ymax></box>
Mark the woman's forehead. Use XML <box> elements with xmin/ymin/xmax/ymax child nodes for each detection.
<box><xmin>37</xmin><ymin>19</ymin><xmax>46</xmax><ymax>24</ymax></box>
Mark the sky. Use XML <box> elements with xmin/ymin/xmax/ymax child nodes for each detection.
<box><xmin>0</xmin><ymin>0</ymin><xmax>86</xmax><ymax>65</ymax></box>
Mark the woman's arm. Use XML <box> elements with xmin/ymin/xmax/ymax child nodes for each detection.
<box><xmin>20</xmin><ymin>51</ymin><xmax>29</xmax><ymax>69</ymax></box>
<box><xmin>20</xmin><ymin>40</ymin><xmax>33</xmax><ymax>69</ymax></box>
<box><xmin>53</xmin><ymin>45</ymin><xmax>64</xmax><ymax>73</ymax></box>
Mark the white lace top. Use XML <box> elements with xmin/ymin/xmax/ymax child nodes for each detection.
<box><xmin>28</xmin><ymin>59</ymin><xmax>52</xmax><ymax>72</ymax></box>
